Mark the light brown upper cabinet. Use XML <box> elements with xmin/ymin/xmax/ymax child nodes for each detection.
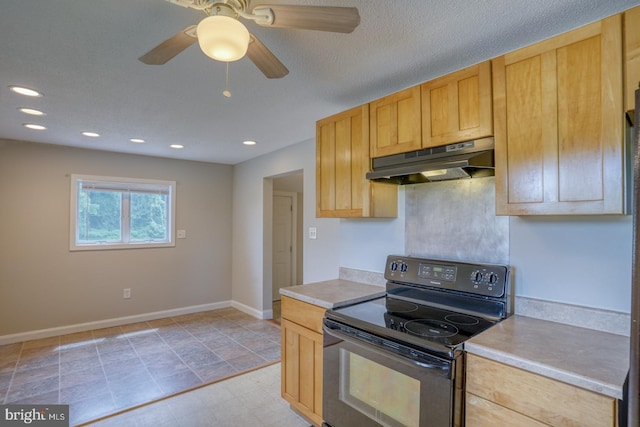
<box><xmin>421</xmin><ymin>61</ymin><xmax>493</xmax><ymax>148</ymax></box>
<box><xmin>493</xmin><ymin>14</ymin><xmax>624</xmax><ymax>215</ymax></box>
<box><xmin>316</xmin><ymin>105</ymin><xmax>397</xmax><ymax>218</ymax></box>
<box><xmin>625</xmin><ymin>6</ymin><xmax>640</xmax><ymax>112</ymax></box>
<box><xmin>369</xmin><ymin>86</ymin><xmax>422</xmax><ymax>158</ymax></box>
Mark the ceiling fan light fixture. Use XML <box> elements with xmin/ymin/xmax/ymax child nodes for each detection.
<box><xmin>197</xmin><ymin>15</ymin><xmax>250</xmax><ymax>62</ymax></box>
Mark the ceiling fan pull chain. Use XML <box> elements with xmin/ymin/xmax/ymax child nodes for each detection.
<box><xmin>223</xmin><ymin>62</ymin><xmax>231</xmax><ymax>98</ymax></box>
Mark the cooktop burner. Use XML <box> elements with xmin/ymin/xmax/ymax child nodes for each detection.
<box><xmin>404</xmin><ymin>319</ymin><xmax>459</xmax><ymax>338</ymax></box>
<box><xmin>445</xmin><ymin>314</ymin><xmax>480</xmax><ymax>326</ymax></box>
<box><xmin>385</xmin><ymin>299</ymin><xmax>419</xmax><ymax>313</ymax></box>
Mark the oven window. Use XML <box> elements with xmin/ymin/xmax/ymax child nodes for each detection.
<box><xmin>339</xmin><ymin>349</ymin><xmax>420</xmax><ymax>427</ymax></box>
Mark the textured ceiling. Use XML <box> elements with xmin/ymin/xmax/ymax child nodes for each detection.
<box><xmin>1</xmin><ymin>0</ymin><xmax>638</xmax><ymax>164</ymax></box>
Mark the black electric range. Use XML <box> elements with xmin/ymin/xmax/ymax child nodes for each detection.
<box><xmin>322</xmin><ymin>255</ymin><xmax>511</xmax><ymax>427</ymax></box>
<box><xmin>324</xmin><ymin>255</ymin><xmax>511</xmax><ymax>359</ymax></box>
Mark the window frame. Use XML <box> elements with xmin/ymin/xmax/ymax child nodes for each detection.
<box><xmin>69</xmin><ymin>174</ymin><xmax>176</xmax><ymax>251</ymax></box>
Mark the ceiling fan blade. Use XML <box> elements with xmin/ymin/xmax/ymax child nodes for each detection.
<box><xmin>138</xmin><ymin>25</ymin><xmax>197</xmax><ymax>65</ymax></box>
<box><xmin>246</xmin><ymin>33</ymin><xmax>289</xmax><ymax>79</ymax></box>
<box><xmin>253</xmin><ymin>5</ymin><xmax>360</xmax><ymax>33</ymax></box>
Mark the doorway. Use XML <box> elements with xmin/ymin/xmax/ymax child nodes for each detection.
<box><xmin>271</xmin><ymin>172</ymin><xmax>303</xmax><ymax>321</ymax></box>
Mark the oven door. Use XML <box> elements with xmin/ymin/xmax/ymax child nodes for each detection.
<box><xmin>322</xmin><ymin>318</ymin><xmax>462</xmax><ymax>427</ymax></box>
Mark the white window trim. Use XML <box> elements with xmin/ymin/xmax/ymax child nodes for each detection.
<box><xmin>69</xmin><ymin>174</ymin><xmax>176</xmax><ymax>251</ymax></box>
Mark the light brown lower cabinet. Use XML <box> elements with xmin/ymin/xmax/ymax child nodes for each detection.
<box><xmin>465</xmin><ymin>354</ymin><xmax>618</xmax><ymax>427</ymax></box>
<box><xmin>280</xmin><ymin>296</ymin><xmax>325</xmax><ymax>426</ymax></box>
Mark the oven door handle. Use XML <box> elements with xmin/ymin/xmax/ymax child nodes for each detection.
<box><xmin>323</xmin><ymin>323</ymin><xmax>451</xmax><ymax>374</ymax></box>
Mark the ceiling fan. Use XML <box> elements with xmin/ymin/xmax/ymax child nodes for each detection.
<box><xmin>139</xmin><ymin>0</ymin><xmax>360</xmax><ymax>79</ymax></box>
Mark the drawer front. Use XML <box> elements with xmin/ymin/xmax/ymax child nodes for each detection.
<box><xmin>281</xmin><ymin>296</ymin><xmax>326</xmax><ymax>333</ymax></box>
<box><xmin>466</xmin><ymin>354</ymin><xmax>616</xmax><ymax>427</ymax></box>
<box><xmin>466</xmin><ymin>393</ymin><xmax>547</xmax><ymax>427</ymax></box>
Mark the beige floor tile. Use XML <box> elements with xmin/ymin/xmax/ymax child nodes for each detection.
<box><xmin>3</xmin><ymin>307</ymin><xmax>284</xmax><ymax>425</ymax></box>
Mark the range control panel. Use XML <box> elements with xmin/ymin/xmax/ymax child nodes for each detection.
<box><xmin>386</xmin><ymin>255</ymin><xmax>508</xmax><ymax>298</ymax></box>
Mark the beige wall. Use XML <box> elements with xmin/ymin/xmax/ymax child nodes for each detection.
<box><xmin>0</xmin><ymin>140</ymin><xmax>233</xmax><ymax>336</ymax></box>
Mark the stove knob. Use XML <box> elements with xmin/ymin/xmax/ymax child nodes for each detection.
<box><xmin>400</xmin><ymin>262</ymin><xmax>408</xmax><ymax>272</ymax></box>
<box><xmin>390</xmin><ymin>261</ymin><xmax>398</xmax><ymax>271</ymax></box>
<box><xmin>471</xmin><ymin>270</ymin><xmax>483</xmax><ymax>284</ymax></box>
<box><xmin>487</xmin><ymin>272</ymin><xmax>499</xmax><ymax>285</ymax></box>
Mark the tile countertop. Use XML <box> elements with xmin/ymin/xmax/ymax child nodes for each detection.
<box><xmin>279</xmin><ymin>279</ymin><xmax>386</xmax><ymax>309</ymax></box>
<box><xmin>465</xmin><ymin>315</ymin><xmax>630</xmax><ymax>399</ymax></box>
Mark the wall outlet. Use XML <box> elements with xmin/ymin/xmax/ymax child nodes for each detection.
<box><xmin>309</xmin><ymin>227</ymin><xmax>317</xmax><ymax>240</ymax></box>
<box><xmin>177</xmin><ymin>229</ymin><xmax>187</xmax><ymax>239</ymax></box>
<box><xmin>123</xmin><ymin>288</ymin><xmax>131</xmax><ymax>299</ymax></box>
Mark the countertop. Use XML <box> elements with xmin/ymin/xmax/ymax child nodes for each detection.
<box><xmin>279</xmin><ymin>279</ymin><xmax>385</xmax><ymax>309</ymax></box>
<box><xmin>465</xmin><ymin>315</ymin><xmax>630</xmax><ymax>399</ymax></box>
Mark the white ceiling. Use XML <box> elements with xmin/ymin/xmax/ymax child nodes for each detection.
<box><xmin>1</xmin><ymin>0</ymin><xmax>637</xmax><ymax>165</ymax></box>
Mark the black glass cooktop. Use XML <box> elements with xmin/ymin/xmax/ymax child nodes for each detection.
<box><xmin>326</xmin><ymin>295</ymin><xmax>497</xmax><ymax>356</ymax></box>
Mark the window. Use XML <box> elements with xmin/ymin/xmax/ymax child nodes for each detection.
<box><xmin>70</xmin><ymin>174</ymin><xmax>176</xmax><ymax>251</ymax></box>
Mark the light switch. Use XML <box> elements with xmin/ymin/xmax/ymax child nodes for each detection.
<box><xmin>309</xmin><ymin>227</ymin><xmax>317</xmax><ymax>240</ymax></box>
<box><xmin>177</xmin><ymin>229</ymin><xmax>187</xmax><ymax>239</ymax></box>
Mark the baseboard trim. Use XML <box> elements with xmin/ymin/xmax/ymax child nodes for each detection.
<box><xmin>231</xmin><ymin>300</ymin><xmax>273</xmax><ymax>320</ymax></box>
<box><xmin>0</xmin><ymin>301</ymin><xmax>233</xmax><ymax>345</ymax></box>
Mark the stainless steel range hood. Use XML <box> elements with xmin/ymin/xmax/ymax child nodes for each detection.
<box><xmin>366</xmin><ymin>137</ymin><xmax>495</xmax><ymax>185</ymax></box>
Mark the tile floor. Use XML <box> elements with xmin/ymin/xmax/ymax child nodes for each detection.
<box><xmin>0</xmin><ymin>307</ymin><xmax>283</xmax><ymax>426</ymax></box>
<box><xmin>82</xmin><ymin>362</ymin><xmax>309</xmax><ymax>427</ymax></box>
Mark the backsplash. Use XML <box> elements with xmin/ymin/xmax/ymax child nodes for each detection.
<box><xmin>337</xmin><ymin>268</ymin><xmax>629</xmax><ymax>336</ymax></box>
<box><xmin>404</xmin><ymin>177</ymin><xmax>509</xmax><ymax>265</ymax></box>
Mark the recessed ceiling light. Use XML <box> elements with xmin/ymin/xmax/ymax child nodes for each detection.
<box><xmin>18</xmin><ymin>107</ymin><xmax>45</xmax><ymax>116</ymax></box>
<box><xmin>170</xmin><ymin>144</ymin><xmax>184</xmax><ymax>149</ymax></box>
<box><xmin>243</xmin><ymin>140</ymin><xmax>257</xmax><ymax>146</ymax></box>
<box><xmin>82</xmin><ymin>132</ymin><xmax>100</xmax><ymax>137</ymax></box>
<box><xmin>130</xmin><ymin>138</ymin><xmax>145</xmax><ymax>144</ymax></box>
<box><xmin>24</xmin><ymin>123</ymin><xmax>47</xmax><ymax>130</ymax></box>
<box><xmin>10</xmin><ymin>86</ymin><xmax>42</xmax><ymax>97</ymax></box>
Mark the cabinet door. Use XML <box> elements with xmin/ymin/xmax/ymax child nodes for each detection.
<box><xmin>316</xmin><ymin>105</ymin><xmax>368</xmax><ymax>217</ymax></box>
<box><xmin>625</xmin><ymin>6</ymin><xmax>640</xmax><ymax>112</ymax></box>
<box><xmin>494</xmin><ymin>14</ymin><xmax>624</xmax><ymax>215</ymax></box>
<box><xmin>370</xmin><ymin>86</ymin><xmax>422</xmax><ymax>158</ymax></box>
<box><xmin>281</xmin><ymin>318</ymin><xmax>323</xmax><ymax>426</ymax></box>
<box><xmin>316</xmin><ymin>105</ymin><xmax>397</xmax><ymax>218</ymax></box>
<box><xmin>421</xmin><ymin>61</ymin><xmax>493</xmax><ymax>148</ymax></box>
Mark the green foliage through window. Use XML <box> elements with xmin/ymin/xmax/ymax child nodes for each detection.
<box><xmin>130</xmin><ymin>192</ymin><xmax>168</xmax><ymax>241</ymax></box>
<box><xmin>78</xmin><ymin>190</ymin><xmax>122</xmax><ymax>241</ymax></box>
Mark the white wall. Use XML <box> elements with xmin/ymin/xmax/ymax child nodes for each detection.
<box><xmin>231</xmin><ymin>138</ymin><xmax>342</xmax><ymax>314</ymax></box>
<box><xmin>338</xmin><ymin>189</ymin><xmax>405</xmax><ymax>273</ymax></box>
<box><xmin>509</xmin><ymin>216</ymin><xmax>632</xmax><ymax>313</ymax></box>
